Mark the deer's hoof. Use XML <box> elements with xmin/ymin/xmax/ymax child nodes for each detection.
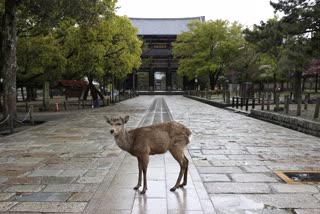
<box><xmin>179</xmin><ymin>183</ymin><xmax>186</xmax><ymax>188</ymax></box>
<box><xmin>170</xmin><ymin>187</ymin><xmax>177</xmax><ymax>191</ymax></box>
<box><xmin>140</xmin><ymin>189</ymin><xmax>146</xmax><ymax>194</ymax></box>
<box><xmin>133</xmin><ymin>186</ymin><xmax>140</xmax><ymax>190</ymax></box>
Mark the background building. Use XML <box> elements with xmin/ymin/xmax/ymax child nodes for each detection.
<box><xmin>128</xmin><ymin>17</ymin><xmax>205</xmax><ymax>93</ymax></box>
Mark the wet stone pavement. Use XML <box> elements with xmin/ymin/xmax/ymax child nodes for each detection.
<box><xmin>0</xmin><ymin>95</ymin><xmax>319</xmax><ymax>214</ymax></box>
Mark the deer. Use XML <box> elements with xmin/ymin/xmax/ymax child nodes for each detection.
<box><xmin>104</xmin><ymin>115</ymin><xmax>191</xmax><ymax>194</ymax></box>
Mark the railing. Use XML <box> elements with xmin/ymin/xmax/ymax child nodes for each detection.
<box><xmin>0</xmin><ymin>105</ymin><xmax>34</xmax><ymax>134</ymax></box>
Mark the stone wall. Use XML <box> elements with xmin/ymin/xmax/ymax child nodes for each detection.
<box><xmin>250</xmin><ymin>109</ymin><xmax>320</xmax><ymax>137</ymax></box>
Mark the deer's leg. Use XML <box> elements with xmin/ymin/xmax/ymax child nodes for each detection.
<box><xmin>140</xmin><ymin>155</ymin><xmax>149</xmax><ymax>194</ymax></box>
<box><xmin>179</xmin><ymin>155</ymin><xmax>189</xmax><ymax>188</ymax></box>
<box><xmin>134</xmin><ymin>157</ymin><xmax>142</xmax><ymax>190</ymax></box>
<box><xmin>169</xmin><ymin>148</ymin><xmax>187</xmax><ymax>191</ymax></box>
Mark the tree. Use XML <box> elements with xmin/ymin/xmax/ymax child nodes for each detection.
<box><xmin>244</xmin><ymin>17</ymin><xmax>286</xmax><ymax>99</ymax></box>
<box><xmin>269</xmin><ymin>0</ymin><xmax>319</xmax><ymax>99</ymax></box>
<box><xmin>0</xmin><ymin>0</ymin><xmax>119</xmax><ymax>119</ymax></box>
<box><xmin>271</xmin><ymin>0</ymin><xmax>320</xmax><ymax>57</ymax></box>
<box><xmin>1</xmin><ymin>0</ymin><xmax>20</xmax><ymax>120</ymax></box>
<box><xmin>65</xmin><ymin>15</ymin><xmax>142</xmax><ymax>99</ymax></box>
<box><xmin>228</xmin><ymin>43</ymin><xmax>259</xmax><ymax>84</ymax></box>
<box><xmin>17</xmin><ymin>34</ymin><xmax>66</xmax><ymax>100</ymax></box>
<box><xmin>172</xmin><ymin>20</ymin><xmax>245</xmax><ymax>90</ymax></box>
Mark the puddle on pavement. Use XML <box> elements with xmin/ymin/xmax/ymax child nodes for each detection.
<box><xmin>274</xmin><ymin>170</ymin><xmax>320</xmax><ymax>184</ymax></box>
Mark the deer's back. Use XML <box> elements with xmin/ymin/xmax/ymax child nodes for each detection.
<box><xmin>129</xmin><ymin>121</ymin><xmax>191</xmax><ymax>156</ymax></box>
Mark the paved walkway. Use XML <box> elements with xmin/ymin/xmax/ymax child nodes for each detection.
<box><xmin>0</xmin><ymin>96</ymin><xmax>319</xmax><ymax>214</ymax></box>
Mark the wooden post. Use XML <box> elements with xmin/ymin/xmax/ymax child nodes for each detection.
<box><xmin>304</xmin><ymin>94</ymin><xmax>308</xmax><ymax>110</ymax></box>
<box><xmin>245</xmin><ymin>98</ymin><xmax>249</xmax><ymax>111</ymax></box>
<box><xmin>236</xmin><ymin>97</ymin><xmax>239</xmax><ymax>109</ymax></box>
<box><xmin>9</xmin><ymin>113</ymin><xmax>14</xmax><ymax>134</ymax></box>
<box><xmin>64</xmin><ymin>100</ymin><xmax>68</xmax><ymax>111</ymax></box>
<box><xmin>267</xmin><ymin>94</ymin><xmax>270</xmax><ymax>111</ymax></box>
<box><xmin>275</xmin><ymin>92</ymin><xmax>280</xmax><ymax>111</ymax></box>
<box><xmin>30</xmin><ymin>105</ymin><xmax>34</xmax><ymax>125</ymax></box>
<box><xmin>285</xmin><ymin>95</ymin><xmax>289</xmax><ymax>114</ymax></box>
<box><xmin>252</xmin><ymin>97</ymin><xmax>255</xmax><ymax>109</ymax></box>
<box><xmin>226</xmin><ymin>91</ymin><xmax>230</xmax><ymax>104</ymax></box>
<box><xmin>232</xmin><ymin>97</ymin><xmax>235</xmax><ymax>107</ymax></box>
<box><xmin>297</xmin><ymin>96</ymin><xmax>301</xmax><ymax>116</ymax></box>
<box><xmin>314</xmin><ymin>98</ymin><xmax>320</xmax><ymax>119</ymax></box>
<box><xmin>261</xmin><ymin>95</ymin><xmax>265</xmax><ymax>110</ymax></box>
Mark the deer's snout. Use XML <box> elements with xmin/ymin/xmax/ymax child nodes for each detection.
<box><xmin>110</xmin><ymin>129</ymin><xmax>114</xmax><ymax>134</ymax></box>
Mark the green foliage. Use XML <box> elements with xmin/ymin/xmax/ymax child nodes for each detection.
<box><xmin>2</xmin><ymin>0</ymin><xmax>141</xmax><ymax>88</ymax></box>
<box><xmin>65</xmin><ymin>15</ymin><xmax>142</xmax><ymax>82</ymax></box>
<box><xmin>173</xmin><ymin>20</ymin><xmax>245</xmax><ymax>89</ymax></box>
<box><xmin>17</xmin><ymin>34</ymin><xmax>66</xmax><ymax>85</ymax></box>
<box><xmin>271</xmin><ymin>0</ymin><xmax>320</xmax><ymax>56</ymax></box>
<box><xmin>244</xmin><ymin>17</ymin><xmax>286</xmax><ymax>83</ymax></box>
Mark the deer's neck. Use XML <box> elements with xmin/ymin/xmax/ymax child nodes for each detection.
<box><xmin>115</xmin><ymin>129</ymin><xmax>132</xmax><ymax>152</ymax></box>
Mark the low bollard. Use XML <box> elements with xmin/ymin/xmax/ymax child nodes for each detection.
<box><xmin>232</xmin><ymin>97</ymin><xmax>235</xmax><ymax>107</ymax></box>
<box><xmin>236</xmin><ymin>97</ymin><xmax>239</xmax><ymax>109</ymax></box>
<box><xmin>297</xmin><ymin>97</ymin><xmax>302</xmax><ymax>116</ymax></box>
<box><xmin>304</xmin><ymin>94</ymin><xmax>308</xmax><ymax>110</ymax></box>
<box><xmin>275</xmin><ymin>93</ymin><xmax>280</xmax><ymax>111</ymax></box>
<box><xmin>314</xmin><ymin>98</ymin><xmax>320</xmax><ymax>119</ymax></box>
<box><xmin>267</xmin><ymin>95</ymin><xmax>270</xmax><ymax>111</ymax></box>
<box><xmin>261</xmin><ymin>95</ymin><xmax>265</xmax><ymax>110</ymax></box>
<box><xmin>30</xmin><ymin>105</ymin><xmax>34</xmax><ymax>125</ymax></box>
<box><xmin>285</xmin><ymin>95</ymin><xmax>289</xmax><ymax>114</ymax></box>
<box><xmin>252</xmin><ymin>98</ymin><xmax>255</xmax><ymax>109</ymax></box>
<box><xmin>245</xmin><ymin>98</ymin><xmax>249</xmax><ymax>111</ymax></box>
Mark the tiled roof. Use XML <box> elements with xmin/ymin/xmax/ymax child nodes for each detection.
<box><xmin>130</xmin><ymin>17</ymin><xmax>205</xmax><ymax>35</ymax></box>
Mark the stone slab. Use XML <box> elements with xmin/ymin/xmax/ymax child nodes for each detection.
<box><xmin>198</xmin><ymin>167</ymin><xmax>242</xmax><ymax>174</ymax></box>
<box><xmin>15</xmin><ymin>192</ymin><xmax>71</xmax><ymax>202</ymax></box>
<box><xmin>0</xmin><ymin>202</ymin><xmax>18</xmax><ymax>212</ymax></box>
<box><xmin>10</xmin><ymin>202</ymin><xmax>87</xmax><ymax>212</ymax></box>
<box><xmin>270</xmin><ymin>184</ymin><xmax>319</xmax><ymax>193</ymax></box>
<box><xmin>230</xmin><ymin>173</ymin><xmax>278</xmax><ymax>182</ymax></box>
<box><xmin>200</xmin><ymin>174</ymin><xmax>230</xmax><ymax>182</ymax></box>
<box><xmin>28</xmin><ymin>169</ymin><xmax>63</xmax><ymax>177</ymax></box>
<box><xmin>205</xmin><ymin>183</ymin><xmax>270</xmax><ymax>194</ymax></box>
<box><xmin>210</xmin><ymin>194</ymin><xmax>320</xmax><ymax>209</ymax></box>
<box><xmin>294</xmin><ymin>209</ymin><xmax>320</xmax><ymax>214</ymax></box>
<box><xmin>242</xmin><ymin>166</ymin><xmax>270</xmax><ymax>173</ymax></box>
<box><xmin>43</xmin><ymin>184</ymin><xmax>85</xmax><ymax>192</ymax></box>
<box><xmin>0</xmin><ymin>193</ymin><xmax>15</xmax><ymax>201</ymax></box>
<box><xmin>4</xmin><ymin>185</ymin><xmax>45</xmax><ymax>193</ymax></box>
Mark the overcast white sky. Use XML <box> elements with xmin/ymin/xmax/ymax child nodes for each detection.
<box><xmin>116</xmin><ymin>0</ymin><xmax>280</xmax><ymax>28</ymax></box>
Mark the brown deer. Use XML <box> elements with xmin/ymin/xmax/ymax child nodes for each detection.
<box><xmin>104</xmin><ymin>115</ymin><xmax>191</xmax><ymax>194</ymax></box>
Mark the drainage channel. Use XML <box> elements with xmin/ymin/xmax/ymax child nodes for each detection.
<box><xmin>140</xmin><ymin>97</ymin><xmax>172</xmax><ymax>126</ymax></box>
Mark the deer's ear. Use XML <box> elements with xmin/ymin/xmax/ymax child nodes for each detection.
<box><xmin>104</xmin><ymin>116</ymin><xmax>111</xmax><ymax>124</ymax></box>
<box><xmin>124</xmin><ymin>115</ymin><xmax>129</xmax><ymax>123</ymax></box>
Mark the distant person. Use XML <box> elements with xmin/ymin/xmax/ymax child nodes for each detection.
<box><xmin>91</xmin><ymin>89</ymin><xmax>99</xmax><ymax>108</ymax></box>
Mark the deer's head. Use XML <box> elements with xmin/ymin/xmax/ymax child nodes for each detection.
<box><xmin>104</xmin><ymin>116</ymin><xmax>129</xmax><ymax>136</ymax></box>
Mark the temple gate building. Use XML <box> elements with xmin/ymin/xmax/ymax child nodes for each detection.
<box><xmin>129</xmin><ymin>17</ymin><xmax>205</xmax><ymax>93</ymax></box>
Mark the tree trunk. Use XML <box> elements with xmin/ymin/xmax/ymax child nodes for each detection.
<box><xmin>209</xmin><ymin>71</ymin><xmax>221</xmax><ymax>91</ymax></box>
<box><xmin>1</xmin><ymin>0</ymin><xmax>18</xmax><ymax>120</ymax></box>
<box><xmin>293</xmin><ymin>70</ymin><xmax>302</xmax><ymax>101</ymax></box>
<box><xmin>273</xmin><ymin>73</ymin><xmax>277</xmax><ymax>103</ymax></box>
